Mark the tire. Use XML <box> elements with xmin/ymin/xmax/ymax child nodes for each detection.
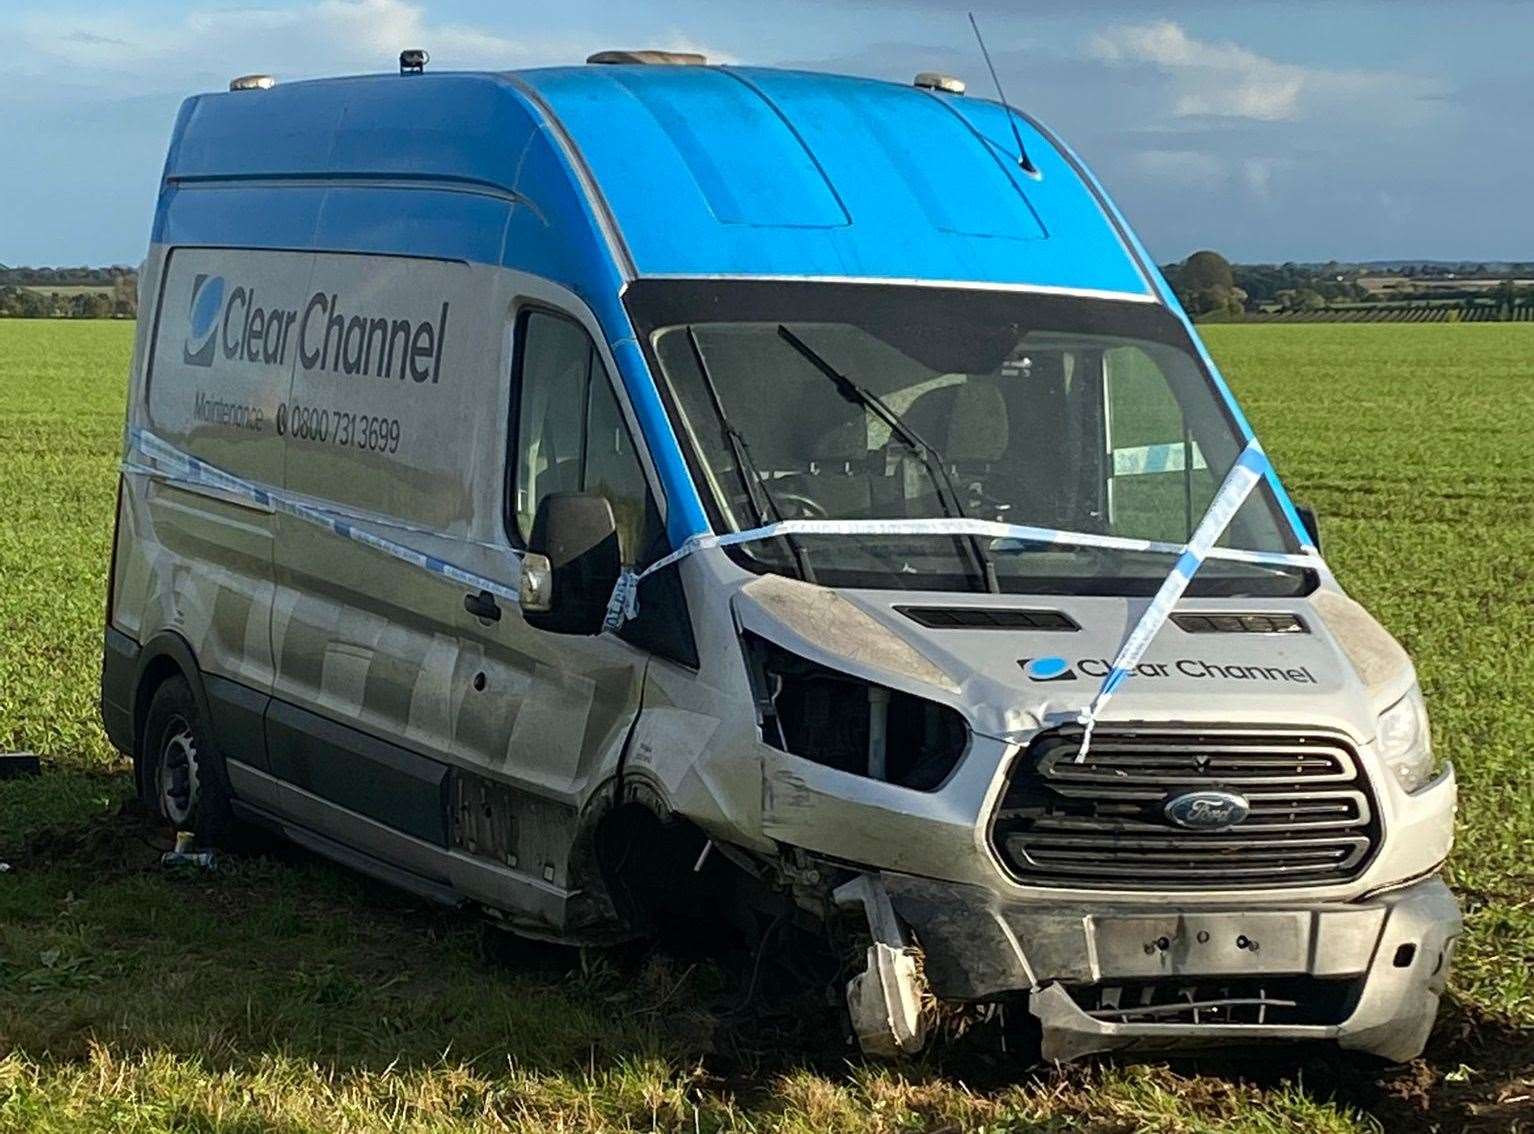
<box><xmin>140</xmin><ymin>675</ymin><xmax>236</xmax><ymax>847</ymax></box>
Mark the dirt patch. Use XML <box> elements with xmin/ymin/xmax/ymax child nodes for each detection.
<box><xmin>1375</xmin><ymin>1000</ymin><xmax>1534</xmax><ymax>1130</ymax></box>
<box><xmin>11</xmin><ymin>798</ymin><xmax>170</xmax><ymax>875</ymax></box>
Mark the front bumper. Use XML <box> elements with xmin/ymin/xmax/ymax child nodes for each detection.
<box><xmin>885</xmin><ymin>871</ymin><xmax>1461</xmax><ymax>1063</ymax></box>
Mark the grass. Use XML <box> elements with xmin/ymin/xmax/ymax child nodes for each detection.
<box><xmin>2</xmin><ymin>318</ymin><xmax>1533</xmax><ymax>1130</ymax></box>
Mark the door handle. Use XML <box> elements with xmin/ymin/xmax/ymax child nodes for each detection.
<box><xmin>463</xmin><ymin>590</ymin><xmax>502</xmax><ymax>622</ymax></box>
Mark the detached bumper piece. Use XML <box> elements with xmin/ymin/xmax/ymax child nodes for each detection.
<box><xmin>834</xmin><ymin>875</ymin><xmax>929</xmax><ymax>1057</ymax></box>
<box><xmin>884</xmin><ymin>872</ymin><xmax>1461</xmax><ymax>1064</ymax></box>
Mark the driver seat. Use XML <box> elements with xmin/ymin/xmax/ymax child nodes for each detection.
<box><xmin>901</xmin><ymin>379</ymin><xmax>1009</xmax><ymax>467</ymax></box>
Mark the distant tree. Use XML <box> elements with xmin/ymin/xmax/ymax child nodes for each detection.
<box><xmin>1275</xmin><ymin>288</ymin><xmax>1325</xmax><ymax>313</ymax></box>
<box><xmin>1178</xmin><ymin>250</ymin><xmax>1236</xmax><ymax>292</ymax></box>
<box><xmin>72</xmin><ymin>292</ymin><xmax>113</xmax><ymax>318</ymax></box>
<box><xmin>111</xmin><ymin>274</ymin><xmax>138</xmax><ymax>317</ymax></box>
<box><xmin>1171</xmin><ymin>250</ymin><xmax>1241</xmax><ymax>315</ymax></box>
<box><xmin>17</xmin><ymin>289</ymin><xmax>52</xmax><ymax>317</ymax></box>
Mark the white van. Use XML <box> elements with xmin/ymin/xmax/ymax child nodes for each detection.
<box><xmin>103</xmin><ymin>54</ymin><xmax>1460</xmax><ymax>1062</ymax></box>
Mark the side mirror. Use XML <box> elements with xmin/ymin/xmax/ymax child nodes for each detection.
<box><xmin>1295</xmin><ymin>502</ymin><xmax>1322</xmax><ymax>553</ymax></box>
<box><xmin>525</xmin><ymin>492</ymin><xmax>621</xmax><ymax>635</ymax></box>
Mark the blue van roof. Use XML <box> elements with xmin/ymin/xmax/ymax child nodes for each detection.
<box><xmin>160</xmin><ymin>65</ymin><xmax>1152</xmax><ymax>296</ymax></box>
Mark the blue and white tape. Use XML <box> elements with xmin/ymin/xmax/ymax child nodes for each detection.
<box><xmin>1073</xmin><ymin>441</ymin><xmax>1272</xmax><ymax>761</ymax></box>
<box><xmin>125</xmin><ymin>429</ymin><xmax>525</xmax><ymax>605</ymax></box>
<box><xmin>601</xmin><ymin>487</ymin><xmax>1315</xmax><ymax>631</ymax></box>
<box><xmin>1112</xmin><ymin>440</ymin><xmax>1208</xmax><ymax>477</ymax></box>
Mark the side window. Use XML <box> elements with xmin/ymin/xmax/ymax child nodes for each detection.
<box><xmin>1103</xmin><ymin>345</ymin><xmax>1216</xmax><ymax>543</ymax></box>
<box><xmin>512</xmin><ymin>310</ymin><xmax>664</xmax><ymax>565</ymax></box>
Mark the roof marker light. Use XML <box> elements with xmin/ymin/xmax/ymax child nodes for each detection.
<box><xmin>587</xmin><ymin>50</ymin><xmax>707</xmax><ymax>66</ymax></box>
<box><xmin>228</xmin><ymin>74</ymin><xmax>275</xmax><ymax>92</ymax></box>
<box><xmin>399</xmin><ymin>48</ymin><xmax>428</xmax><ymax>74</ymax></box>
<box><xmin>914</xmin><ymin>72</ymin><xmax>965</xmax><ymax>95</ymax></box>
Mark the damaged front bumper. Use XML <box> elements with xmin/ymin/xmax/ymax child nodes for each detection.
<box><xmin>868</xmin><ymin>871</ymin><xmax>1460</xmax><ymax>1063</ymax></box>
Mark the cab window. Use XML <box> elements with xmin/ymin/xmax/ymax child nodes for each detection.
<box><xmin>1103</xmin><ymin>344</ymin><xmax>1218</xmax><ymax>544</ymax></box>
<box><xmin>510</xmin><ymin>310</ymin><xmax>664</xmax><ymax>566</ymax></box>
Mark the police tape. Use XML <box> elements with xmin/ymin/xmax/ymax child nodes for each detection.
<box><xmin>124</xmin><ymin>429</ymin><xmax>526</xmax><ymax>606</ymax></box>
<box><xmin>602</xmin><ymin>465</ymin><xmax>1313</xmax><ymax>631</ymax></box>
<box><xmin>1072</xmin><ymin>441</ymin><xmax>1271</xmax><ymax>761</ymax></box>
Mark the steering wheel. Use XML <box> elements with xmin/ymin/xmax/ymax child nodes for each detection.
<box><xmin>771</xmin><ymin>492</ymin><xmax>829</xmax><ymax>520</ymax></box>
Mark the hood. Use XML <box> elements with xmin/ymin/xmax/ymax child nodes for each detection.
<box><xmin>732</xmin><ymin>574</ymin><xmax>1405</xmax><ymax>746</ymax></box>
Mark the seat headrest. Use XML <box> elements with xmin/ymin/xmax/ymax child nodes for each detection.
<box><xmin>901</xmin><ymin>380</ymin><xmax>1009</xmax><ymax>463</ymax></box>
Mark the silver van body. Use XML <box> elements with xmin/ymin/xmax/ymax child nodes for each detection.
<box><xmin>103</xmin><ymin>62</ymin><xmax>1460</xmax><ymax>1063</ymax></box>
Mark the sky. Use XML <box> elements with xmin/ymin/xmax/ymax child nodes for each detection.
<box><xmin>2</xmin><ymin>0</ymin><xmax>1527</xmax><ymax>267</ymax></box>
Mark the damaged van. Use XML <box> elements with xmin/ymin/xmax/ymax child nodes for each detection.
<box><xmin>103</xmin><ymin>51</ymin><xmax>1460</xmax><ymax>1062</ymax></box>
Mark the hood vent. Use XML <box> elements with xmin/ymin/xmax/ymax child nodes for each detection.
<box><xmin>1173</xmin><ymin>613</ymin><xmax>1307</xmax><ymax>634</ymax></box>
<box><xmin>896</xmin><ymin>606</ymin><xmax>1078</xmax><ymax>631</ymax></box>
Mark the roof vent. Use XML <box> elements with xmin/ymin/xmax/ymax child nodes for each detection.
<box><xmin>587</xmin><ymin>50</ymin><xmax>707</xmax><ymax>66</ymax></box>
<box><xmin>228</xmin><ymin>74</ymin><xmax>275</xmax><ymax>92</ymax></box>
<box><xmin>914</xmin><ymin>72</ymin><xmax>965</xmax><ymax>95</ymax></box>
<box><xmin>399</xmin><ymin>48</ymin><xmax>428</xmax><ymax>74</ymax></box>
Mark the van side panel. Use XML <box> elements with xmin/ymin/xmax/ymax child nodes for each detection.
<box><xmin>154</xmin><ymin>185</ymin><xmax>326</xmax><ymax>255</ymax></box>
<box><xmin>255</xmin><ymin>247</ymin><xmax>523</xmax><ymax>824</ymax></box>
<box><xmin>280</xmin><ymin>248</ymin><xmax>495</xmax><ymax>529</ymax></box>
<box><xmin>121</xmin><ymin>246</ymin><xmax>291</xmax><ymax>699</ymax></box>
<box><xmin>146</xmin><ymin>247</ymin><xmax>309</xmax><ymax>485</ymax></box>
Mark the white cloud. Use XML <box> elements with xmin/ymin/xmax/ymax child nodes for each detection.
<box><xmin>1087</xmin><ymin>20</ymin><xmax>1438</xmax><ymax>126</ymax></box>
<box><xmin>1089</xmin><ymin>21</ymin><xmax>1307</xmax><ymax>121</ymax></box>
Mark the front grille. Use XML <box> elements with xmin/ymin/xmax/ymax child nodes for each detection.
<box><xmin>990</xmin><ymin>730</ymin><xmax>1380</xmax><ymax>890</ymax></box>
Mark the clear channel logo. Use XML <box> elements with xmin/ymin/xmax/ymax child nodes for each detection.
<box><xmin>1019</xmin><ymin>656</ymin><xmax>1077</xmax><ymax>682</ymax></box>
<box><xmin>183</xmin><ymin>274</ymin><xmax>226</xmax><ymax>367</ymax></box>
<box><xmin>178</xmin><ymin>272</ymin><xmax>451</xmax><ymax>383</ymax></box>
<box><xmin>1019</xmin><ymin>655</ymin><xmax>1319</xmax><ymax>685</ymax></box>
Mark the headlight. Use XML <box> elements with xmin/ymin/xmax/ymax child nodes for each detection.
<box><xmin>1377</xmin><ymin>685</ymin><xmax>1436</xmax><ymax>793</ymax></box>
<box><xmin>740</xmin><ymin>632</ymin><xmax>968</xmax><ymax>792</ymax></box>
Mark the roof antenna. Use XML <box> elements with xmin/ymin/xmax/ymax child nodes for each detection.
<box><xmin>968</xmin><ymin>12</ymin><xmax>1035</xmax><ymax>174</ymax></box>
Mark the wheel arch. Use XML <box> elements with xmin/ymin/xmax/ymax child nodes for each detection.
<box><xmin>130</xmin><ymin>631</ymin><xmax>212</xmax><ymax>795</ymax></box>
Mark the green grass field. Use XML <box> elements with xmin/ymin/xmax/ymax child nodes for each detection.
<box><xmin>2</xmin><ymin>319</ymin><xmax>1531</xmax><ymax>1131</ymax></box>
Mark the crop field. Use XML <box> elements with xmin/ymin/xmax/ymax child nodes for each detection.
<box><xmin>17</xmin><ymin>285</ymin><xmax>115</xmax><ymax>299</ymax></box>
<box><xmin>1</xmin><ymin>319</ymin><xmax>1532</xmax><ymax>1131</ymax></box>
<box><xmin>1203</xmin><ymin>304</ymin><xmax>1534</xmax><ymax>324</ymax></box>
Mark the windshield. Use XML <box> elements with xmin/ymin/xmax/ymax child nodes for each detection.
<box><xmin>627</xmin><ymin>280</ymin><xmax>1309</xmax><ymax>597</ymax></box>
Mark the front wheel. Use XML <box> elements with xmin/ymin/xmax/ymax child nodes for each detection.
<box><xmin>140</xmin><ymin>675</ymin><xmax>235</xmax><ymax>846</ymax></box>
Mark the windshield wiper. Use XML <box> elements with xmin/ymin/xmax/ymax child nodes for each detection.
<box><xmin>686</xmin><ymin>327</ymin><xmax>815</xmax><ymax>583</ymax></box>
<box><xmin>775</xmin><ymin>325</ymin><xmax>999</xmax><ymax>593</ymax></box>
